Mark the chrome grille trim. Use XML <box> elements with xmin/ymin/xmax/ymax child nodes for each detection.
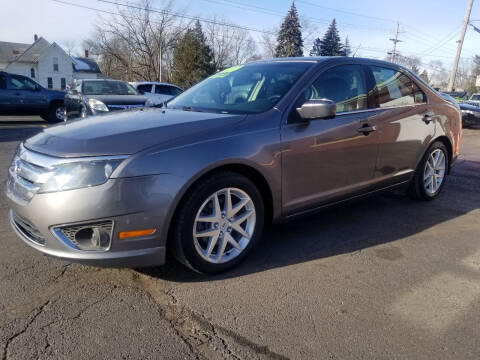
<box><xmin>10</xmin><ymin>211</ymin><xmax>46</xmax><ymax>246</ymax></box>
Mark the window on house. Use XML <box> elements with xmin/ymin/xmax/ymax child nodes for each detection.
<box><xmin>30</xmin><ymin>68</ymin><xmax>35</xmax><ymax>78</ymax></box>
<box><xmin>53</xmin><ymin>57</ymin><xmax>59</xmax><ymax>72</ymax></box>
<box><xmin>47</xmin><ymin>77</ymin><xmax>53</xmax><ymax>89</ymax></box>
<box><xmin>61</xmin><ymin>78</ymin><xmax>66</xmax><ymax>90</ymax></box>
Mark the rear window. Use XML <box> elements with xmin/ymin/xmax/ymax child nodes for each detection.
<box><xmin>369</xmin><ymin>66</ymin><xmax>420</xmax><ymax>108</ymax></box>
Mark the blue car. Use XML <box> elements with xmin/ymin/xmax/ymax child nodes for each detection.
<box><xmin>0</xmin><ymin>71</ymin><xmax>66</xmax><ymax>122</ymax></box>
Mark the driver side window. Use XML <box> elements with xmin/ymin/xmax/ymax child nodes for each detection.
<box><xmin>10</xmin><ymin>75</ymin><xmax>37</xmax><ymax>91</ymax></box>
<box><xmin>304</xmin><ymin>65</ymin><xmax>367</xmax><ymax>113</ymax></box>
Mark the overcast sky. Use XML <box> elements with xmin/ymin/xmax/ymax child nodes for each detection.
<box><xmin>2</xmin><ymin>0</ymin><xmax>479</xmax><ymax>68</ymax></box>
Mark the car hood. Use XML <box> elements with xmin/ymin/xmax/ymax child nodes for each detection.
<box><xmin>460</xmin><ymin>103</ymin><xmax>480</xmax><ymax>112</ymax></box>
<box><xmin>85</xmin><ymin>94</ymin><xmax>147</xmax><ymax>105</ymax></box>
<box><xmin>24</xmin><ymin>108</ymin><xmax>246</xmax><ymax>157</ymax></box>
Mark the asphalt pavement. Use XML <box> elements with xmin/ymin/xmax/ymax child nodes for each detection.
<box><xmin>1</xmin><ymin>117</ymin><xmax>479</xmax><ymax>359</ymax></box>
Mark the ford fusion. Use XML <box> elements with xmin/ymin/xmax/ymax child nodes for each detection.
<box><xmin>5</xmin><ymin>58</ymin><xmax>462</xmax><ymax>274</ymax></box>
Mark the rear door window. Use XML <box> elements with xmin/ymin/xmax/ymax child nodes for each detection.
<box><xmin>0</xmin><ymin>74</ymin><xmax>6</xmax><ymax>89</ymax></box>
<box><xmin>155</xmin><ymin>85</ymin><xmax>175</xmax><ymax>95</ymax></box>
<box><xmin>369</xmin><ymin>66</ymin><xmax>416</xmax><ymax>108</ymax></box>
<box><xmin>137</xmin><ymin>84</ymin><xmax>153</xmax><ymax>93</ymax></box>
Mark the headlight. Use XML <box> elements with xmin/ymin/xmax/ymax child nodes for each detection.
<box><xmin>38</xmin><ymin>158</ymin><xmax>125</xmax><ymax>193</ymax></box>
<box><xmin>88</xmin><ymin>98</ymin><xmax>109</xmax><ymax>112</ymax></box>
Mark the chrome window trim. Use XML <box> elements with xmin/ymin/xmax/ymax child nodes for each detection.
<box><xmin>19</xmin><ymin>143</ymin><xmax>128</xmax><ymax>169</ymax></box>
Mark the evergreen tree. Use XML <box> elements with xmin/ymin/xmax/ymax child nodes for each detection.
<box><xmin>275</xmin><ymin>2</ymin><xmax>303</xmax><ymax>57</ymax></box>
<box><xmin>311</xmin><ymin>19</ymin><xmax>343</xmax><ymax>56</ymax></box>
<box><xmin>342</xmin><ymin>36</ymin><xmax>352</xmax><ymax>57</ymax></box>
<box><xmin>310</xmin><ymin>38</ymin><xmax>321</xmax><ymax>57</ymax></box>
<box><xmin>172</xmin><ymin>20</ymin><xmax>214</xmax><ymax>88</ymax></box>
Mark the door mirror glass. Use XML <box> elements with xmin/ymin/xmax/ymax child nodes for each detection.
<box><xmin>296</xmin><ymin>99</ymin><xmax>336</xmax><ymax>120</ymax></box>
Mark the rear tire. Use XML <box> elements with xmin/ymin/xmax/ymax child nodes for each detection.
<box><xmin>408</xmin><ymin>141</ymin><xmax>449</xmax><ymax>201</ymax></box>
<box><xmin>171</xmin><ymin>171</ymin><xmax>264</xmax><ymax>274</ymax></box>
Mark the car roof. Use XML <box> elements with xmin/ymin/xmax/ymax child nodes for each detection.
<box><xmin>248</xmin><ymin>56</ymin><xmax>399</xmax><ymax>67</ymax></box>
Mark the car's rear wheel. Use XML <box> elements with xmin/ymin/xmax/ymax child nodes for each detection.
<box><xmin>409</xmin><ymin>141</ymin><xmax>449</xmax><ymax>201</ymax></box>
<box><xmin>172</xmin><ymin>171</ymin><xmax>264</xmax><ymax>274</ymax></box>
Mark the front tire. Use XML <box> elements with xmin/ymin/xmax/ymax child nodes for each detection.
<box><xmin>172</xmin><ymin>171</ymin><xmax>264</xmax><ymax>274</ymax></box>
<box><xmin>408</xmin><ymin>141</ymin><xmax>449</xmax><ymax>201</ymax></box>
<box><xmin>47</xmin><ymin>103</ymin><xmax>65</xmax><ymax>122</ymax></box>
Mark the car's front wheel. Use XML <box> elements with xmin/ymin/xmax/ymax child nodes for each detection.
<box><xmin>172</xmin><ymin>171</ymin><xmax>264</xmax><ymax>274</ymax></box>
<box><xmin>47</xmin><ymin>103</ymin><xmax>65</xmax><ymax>122</ymax></box>
<box><xmin>409</xmin><ymin>141</ymin><xmax>449</xmax><ymax>201</ymax></box>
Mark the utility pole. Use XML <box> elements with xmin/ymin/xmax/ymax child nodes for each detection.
<box><xmin>388</xmin><ymin>22</ymin><xmax>402</xmax><ymax>63</ymax></box>
<box><xmin>447</xmin><ymin>0</ymin><xmax>475</xmax><ymax>92</ymax></box>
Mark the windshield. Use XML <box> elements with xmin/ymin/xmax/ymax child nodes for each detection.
<box><xmin>167</xmin><ymin>62</ymin><xmax>313</xmax><ymax>114</ymax></box>
<box><xmin>471</xmin><ymin>94</ymin><xmax>480</xmax><ymax>101</ymax></box>
<box><xmin>82</xmin><ymin>81</ymin><xmax>139</xmax><ymax>95</ymax></box>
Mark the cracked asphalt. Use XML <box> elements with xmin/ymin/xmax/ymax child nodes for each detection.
<box><xmin>1</xmin><ymin>118</ymin><xmax>480</xmax><ymax>359</ymax></box>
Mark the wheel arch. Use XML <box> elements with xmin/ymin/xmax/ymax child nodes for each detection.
<box><xmin>433</xmin><ymin>135</ymin><xmax>453</xmax><ymax>173</ymax></box>
<box><xmin>166</xmin><ymin>163</ymin><xmax>275</xmax><ymax>249</ymax></box>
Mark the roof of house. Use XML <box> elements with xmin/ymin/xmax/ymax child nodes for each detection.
<box><xmin>72</xmin><ymin>57</ymin><xmax>101</xmax><ymax>73</ymax></box>
<box><xmin>0</xmin><ymin>41</ymin><xmax>31</xmax><ymax>62</ymax></box>
<box><xmin>14</xmin><ymin>38</ymin><xmax>51</xmax><ymax>63</ymax></box>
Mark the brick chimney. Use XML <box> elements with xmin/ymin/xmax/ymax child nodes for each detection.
<box><xmin>84</xmin><ymin>49</ymin><xmax>89</xmax><ymax>58</ymax></box>
<box><xmin>34</xmin><ymin>34</ymin><xmax>38</xmax><ymax>42</ymax></box>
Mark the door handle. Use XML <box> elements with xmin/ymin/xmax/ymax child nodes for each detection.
<box><xmin>422</xmin><ymin>114</ymin><xmax>433</xmax><ymax>124</ymax></box>
<box><xmin>357</xmin><ymin>124</ymin><xmax>376</xmax><ymax>135</ymax></box>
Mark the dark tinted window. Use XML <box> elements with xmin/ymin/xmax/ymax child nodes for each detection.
<box><xmin>170</xmin><ymin>87</ymin><xmax>182</xmax><ymax>96</ymax></box>
<box><xmin>0</xmin><ymin>74</ymin><xmax>6</xmax><ymax>89</ymax></box>
<box><xmin>369</xmin><ymin>66</ymin><xmax>416</xmax><ymax>107</ymax></box>
<box><xmin>155</xmin><ymin>85</ymin><xmax>181</xmax><ymax>95</ymax></box>
<box><xmin>82</xmin><ymin>81</ymin><xmax>138</xmax><ymax>95</ymax></box>
<box><xmin>304</xmin><ymin>64</ymin><xmax>367</xmax><ymax>113</ymax></box>
<box><xmin>137</xmin><ymin>84</ymin><xmax>153</xmax><ymax>93</ymax></box>
<box><xmin>10</xmin><ymin>75</ymin><xmax>37</xmax><ymax>90</ymax></box>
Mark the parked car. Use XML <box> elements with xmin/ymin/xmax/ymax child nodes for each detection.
<box><xmin>64</xmin><ymin>79</ymin><xmax>148</xmax><ymax>119</ymax></box>
<box><xmin>5</xmin><ymin>57</ymin><xmax>461</xmax><ymax>274</ymax></box>
<box><xmin>440</xmin><ymin>92</ymin><xmax>480</xmax><ymax>128</ymax></box>
<box><xmin>130</xmin><ymin>81</ymin><xmax>183</xmax><ymax>106</ymax></box>
<box><xmin>459</xmin><ymin>103</ymin><xmax>480</xmax><ymax>128</ymax></box>
<box><xmin>0</xmin><ymin>71</ymin><xmax>66</xmax><ymax>122</ymax></box>
<box><xmin>465</xmin><ymin>93</ymin><xmax>480</xmax><ymax>107</ymax></box>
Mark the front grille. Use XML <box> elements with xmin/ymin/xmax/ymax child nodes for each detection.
<box><xmin>11</xmin><ymin>212</ymin><xmax>45</xmax><ymax>245</ymax></box>
<box><xmin>6</xmin><ymin>145</ymin><xmax>51</xmax><ymax>202</ymax></box>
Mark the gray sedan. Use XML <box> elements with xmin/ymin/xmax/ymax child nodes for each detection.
<box><xmin>5</xmin><ymin>57</ymin><xmax>462</xmax><ymax>273</ymax></box>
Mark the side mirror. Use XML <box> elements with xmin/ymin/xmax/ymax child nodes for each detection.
<box><xmin>296</xmin><ymin>99</ymin><xmax>336</xmax><ymax>120</ymax></box>
<box><xmin>35</xmin><ymin>84</ymin><xmax>41</xmax><ymax>91</ymax></box>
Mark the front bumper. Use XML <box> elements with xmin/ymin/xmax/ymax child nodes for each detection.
<box><xmin>5</xmin><ymin>175</ymin><xmax>180</xmax><ymax>267</ymax></box>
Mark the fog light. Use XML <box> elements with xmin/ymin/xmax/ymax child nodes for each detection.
<box><xmin>57</xmin><ymin>221</ymin><xmax>113</xmax><ymax>251</ymax></box>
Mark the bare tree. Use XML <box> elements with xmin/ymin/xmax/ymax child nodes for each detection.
<box><xmin>86</xmin><ymin>0</ymin><xmax>185</xmax><ymax>82</ymax></box>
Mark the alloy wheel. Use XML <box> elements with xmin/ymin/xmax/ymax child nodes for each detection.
<box><xmin>56</xmin><ymin>106</ymin><xmax>66</xmax><ymax>121</ymax></box>
<box><xmin>193</xmin><ymin>187</ymin><xmax>256</xmax><ymax>264</ymax></box>
<box><xmin>423</xmin><ymin>148</ymin><xmax>446</xmax><ymax>195</ymax></box>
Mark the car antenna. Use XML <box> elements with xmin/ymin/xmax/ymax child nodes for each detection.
<box><xmin>352</xmin><ymin>44</ymin><xmax>361</xmax><ymax>58</ymax></box>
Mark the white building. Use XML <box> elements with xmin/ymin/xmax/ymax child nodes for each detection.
<box><xmin>0</xmin><ymin>36</ymin><xmax>102</xmax><ymax>90</ymax></box>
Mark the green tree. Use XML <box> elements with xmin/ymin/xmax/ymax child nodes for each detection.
<box><xmin>343</xmin><ymin>36</ymin><xmax>352</xmax><ymax>57</ymax></box>
<box><xmin>172</xmin><ymin>20</ymin><xmax>214</xmax><ymax>88</ymax></box>
<box><xmin>275</xmin><ymin>2</ymin><xmax>303</xmax><ymax>57</ymax></box>
<box><xmin>311</xmin><ymin>19</ymin><xmax>343</xmax><ymax>56</ymax></box>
